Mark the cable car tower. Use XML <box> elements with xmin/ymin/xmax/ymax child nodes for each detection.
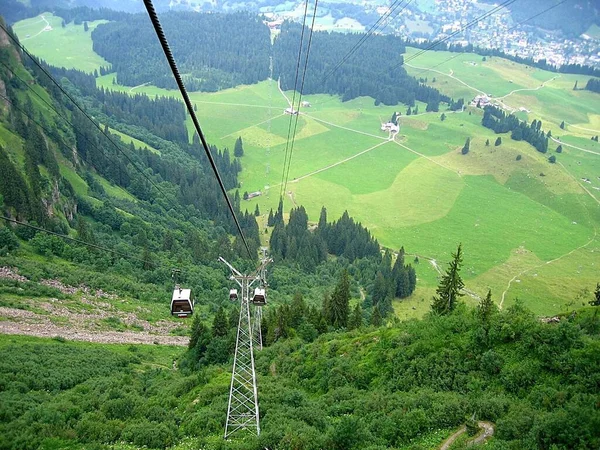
<box><xmin>219</xmin><ymin>252</ymin><xmax>272</xmax><ymax>439</ymax></box>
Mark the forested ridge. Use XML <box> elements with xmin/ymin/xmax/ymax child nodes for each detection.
<box><xmin>92</xmin><ymin>11</ymin><xmax>271</xmax><ymax>91</ymax></box>
<box><xmin>273</xmin><ymin>22</ymin><xmax>453</xmax><ymax>107</ymax></box>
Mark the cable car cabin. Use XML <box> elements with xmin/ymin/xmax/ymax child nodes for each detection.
<box><xmin>252</xmin><ymin>287</ymin><xmax>266</xmax><ymax>306</ymax></box>
<box><xmin>171</xmin><ymin>287</ymin><xmax>193</xmax><ymax>318</ymax></box>
<box><xmin>229</xmin><ymin>289</ymin><xmax>238</xmax><ymax>301</ymax></box>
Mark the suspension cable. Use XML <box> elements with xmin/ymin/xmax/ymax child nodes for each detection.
<box><xmin>142</xmin><ymin>0</ymin><xmax>252</xmax><ymax>258</ymax></box>
<box><xmin>283</xmin><ymin>0</ymin><xmax>319</xmax><ymax>195</ymax></box>
<box><xmin>0</xmin><ymin>21</ymin><xmax>166</xmax><ymax>198</ymax></box>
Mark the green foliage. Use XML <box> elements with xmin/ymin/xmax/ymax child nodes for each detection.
<box><xmin>591</xmin><ymin>283</ymin><xmax>600</xmax><ymax>306</ymax></box>
<box><xmin>431</xmin><ymin>244</ymin><xmax>465</xmax><ymax>314</ymax></box>
<box><xmin>0</xmin><ymin>226</ymin><xmax>19</xmax><ymax>251</ymax></box>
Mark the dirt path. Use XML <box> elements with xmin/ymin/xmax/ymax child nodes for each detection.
<box><xmin>405</xmin><ymin>62</ymin><xmax>487</xmax><ymax>96</ymax></box>
<box><xmin>497</xmin><ymin>75</ymin><xmax>560</xmax><ymax>101</ymax></box>
<box><xmin>0</xmin><ymin>320</ymin><xmax>188</xmax><ymax>346</ymax></box>
<box><xmin>22</xmin><ymin>15</ymin><xmax>51</xmax><ymax>41</ymax></box>
<box><xmin>439</xmin><ymin>421</ymin><xmax>495</xmax><ymax>449</ymax></box>
<box><xmin>550</xmin><ymin>136</ymin><xmax>600</xmax><ymax>156</ymax></box>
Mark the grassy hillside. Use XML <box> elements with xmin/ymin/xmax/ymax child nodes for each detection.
<box><xmin>1</xmin><ymin>303</ymin><xmax>599</xmax><ymax>449</ymax></box>
<box><xmin>10</xmin><ymin>13</ymin><xmax>600</xmax><ymax>318</ymax></box>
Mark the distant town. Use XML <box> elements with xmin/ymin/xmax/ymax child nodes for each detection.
<box><xmin>262</xmin><ymin>0</ymin><xmax>600</xmax><ymax>69</ymax></box>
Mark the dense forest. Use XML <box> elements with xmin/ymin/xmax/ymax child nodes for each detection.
<box><xmin>482</xmin><ymin>105</ymin><xmax>549</xmax><ymax>154</ymax></box>
<box><xmin>91</xmin><ymin>11</ymin><xmax>271</xmax><ymax>91</ymax></box>
<box><xmin>273</xmin><ymin>22</ymin><xmax>453</xmax><ymax>107</ymax></box>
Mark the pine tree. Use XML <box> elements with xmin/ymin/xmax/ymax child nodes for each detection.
<box><xmin>461</xmin><ymin>137</ymin><xmax>470</xmax><ymax>155</ymax></box>
<box><xmin>371</xmin><ymin>305</ymin><xmax>382</xmax><ymax>326</ymax></box>
<box><xmin>330</xmin><ymin>270</ymin><xmax>350</xmax><ymax>328</ymax></box>
<box><xmin>267</xmin><ymin>209</ymin><xmax>274</xmax><ymax>226</ymax></box>
<box><xmin>573</xmin><ymin>80</ymin><xmax>578</xmax><ymax>90</ymax></box>
<box><xmin>212</xmin><ymin>306</ymin><xmax>228</xmax><ymax>337</ymax></box>
<box><xmin>254</xmin><ymin>204</ymin><xmax>260</xmax><ymax>216</ymax></box>
<box><xmin>440</xmin><ymin>113</ymin><xmax>446</xmax><ymax>121</ymax></box>
<box><xmin>348</xmin><ymin>303</ymin><xmax>362</xmax><ymax>330</ymax></box>
<box><xmin>431</xmin><ymin>244</ymin><xmax>465</xmax><ymax>315</ymax></box>
<box><xmin>560</xmin><ymin>121</ymin><xmax>565</xmax><ymax>130</ymax></box>
<box><xmin>234</xmin><ymin>136</ymin><xmax>244</xmax><ymax>157</ymax></box>
<box><xmin>478</xmin><ymin>289</ymin><xmax>496</xmax><ymax>325</ymax></box>
<box><xmin>556</xmin><ymin>145</ymin><xmax>562</xmax><ymax>153</ymax></box>
<box><xmin>494</xmin><ymin>137</ymin><xmax>502</xmax><ymax>146</ymax></box>
<box><xmin>485</xmin><ymin>138</ymin><xmax>490</xmax><ymax>146</ymax></box>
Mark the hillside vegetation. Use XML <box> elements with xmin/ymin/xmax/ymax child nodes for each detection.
<box><xmin>1</xmin><ymin>303</ymin><xmax>599</xmax><ymax>449</ymax></box>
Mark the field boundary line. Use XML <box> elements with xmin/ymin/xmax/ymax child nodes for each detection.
<box><xmin>497</xmin><ymin>75</ymin><xmax>560</xmax><ymax>100</ymax></box>
<box><xmin>393</xmin><ymin>140</ymin><xmax>461</xmax><ymax>176</ymax></box>
<box><xmin>405</xmin><ymin>62</ymin><xmax>487</xmax><ymax>95</ymax></box>
<box><xmin>301</xmin><ymin>112</ymin><xmax>389</xmax><ymax>141</ymax></box>
<box><xmin>220</xmin><ymin>113</ymin><xmax>285</xmax><ymax>139</ymax></box>
<box><xmin>499</xmin><ymin>229</ymin><xmax>597</xmax><ymax>308</ymax></box>
<box><xmin>289</xmin><ymin>140</ymin><xmax>390</xmax><ymax>183</ymax></box>
<box><xmin>550</xmin><ymin>136</ymin><xmax>600</xmax><ymax>157</ymax></box>
<box><xmin>129</xmin><ymin>82</ymin><xmax>151</xmax><ymax>93</ymax></box>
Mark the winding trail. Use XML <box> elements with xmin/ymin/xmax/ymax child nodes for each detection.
<box><xmin>499</xmin><ymin>229</ymin><xmax>597</xmax><ymax>308</ymax></box>
<box><xmin>497</xmin><ymin>75</ymin><xmax>560</xmax><ymax>100</ymax></box>
<box><xmin>22</xmin><ymin>15</ymin><xmax>51</xmax><ymax>41</ymax></box>
<box><xmin>129</xmin><ymin>82</ymin><xmax>151</xmax><ymax>93</ymax></box>
<box><xmin>439</xmin><ymin>422</ymin><xmax>495</xmax><ymax>450</ymax></box>
<box><xmin>550</xmin><ymin>136</ymin><xmax>600</xmax><ymax>157</ymax></box>
<box><xmin>405</xmin><ymin>62</ymin><xmax>487</xmax><ymax>95</ymax></box>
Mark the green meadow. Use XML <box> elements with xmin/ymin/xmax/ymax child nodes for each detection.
<box><xmin>13</xmin><ymin>13</ymin><xmax>110</xmax><ymax>73</ymax></box>
<box><xmin>14</xmin><ymin>14</ymin><xmax>600</xmax><ymax>317</ymax></box>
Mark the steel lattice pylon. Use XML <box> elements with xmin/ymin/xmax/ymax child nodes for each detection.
<box><xmin>252</xmin><ymin>306</ymin><xmax>263</xmax><ymax>351</ymax></box>
<box><xmin>219</xmin><ymin>255</ymin><xmax>271</xmax><ymax>439</ymax></box>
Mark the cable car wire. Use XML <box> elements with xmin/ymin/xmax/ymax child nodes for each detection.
<box><xmin>0</xmin><ymin>215</ymin><xmax>148</xmax><ymax>265</ymax></box>
<box><xmin>323</xmin><ymin>0</ymin><xmax>414</xmax><ymax>83</ymax></box>
<box><xmin>283</xmin><ymin>0</ymin><xmax>319</xmax><ymax>196</ymax></box>
<box><xmin>394</xmin><ymin>0</ymin><xmax>517</xmax><ymax>70</ymax></box>
<box><xmin>0</xmin><ymin>21</ymin><xmax>167</xmax><ymax>198</ymax></box>
<box><xmin>142</xmin><ymin>0</ymin><xmax>252</xmax><ymax>259</ymax></box>
<box><xmin>410</xmin><ymin>0</ymin><xmax>567</xmax><ymax>80</ymax></box>
<box><xmin>280</xmin><ymin>0</ymin><xmax>313</xmax><ymax>200</ymax></box>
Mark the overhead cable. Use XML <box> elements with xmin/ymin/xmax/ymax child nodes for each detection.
<box><xmin>0</xmin><ymin>21</ymin><xmax>166</xmax><ymax>198</ymax></box>
<box><xmin>323</xmin><ymin>0</ymin><xmax>414</xmax><ymax>82</ymax></box>
<box><xmin>280</xmin><ymin>0</ymin><xmax>313</xmax><ymax>200</ymax></box>
<box><xmin>142</xmin><ymin>0</ymin><xmax>252</xmax><ymax>259</ymax></box>
<box><xmin>0</xmin><ymin>216</ymin><xmax>148</xmax><ymax>265</ymax></box>
<box><xmin>411</xmin><ymin>0</ymin><xmax>568</xmax><ymax>79</ymax></box>
<box><xmin>283</xmin><ymin>0</ymin><xmax>320</xmax><ymax>195</ymax></box>
<box><xmin>393</xmin><ymin>0</ymin><xmax>517</xmax><ymax>70</ymax></box>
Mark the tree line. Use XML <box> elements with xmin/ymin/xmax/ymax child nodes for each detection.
<box><xmin>273</xmin><ymin>22</ymin><xmax>454</xmax><ymax>108</ymax></box>
<box><xmin>91</xmin><ymin>11</ymin><xmax>271</xmax><ymax>91</ymax></box>
<box><xmin>482</xmin><ymin>105</ymin><xmax>549</xmax><ymax>154</ymax></box>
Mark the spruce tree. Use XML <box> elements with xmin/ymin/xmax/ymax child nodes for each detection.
<box><xmin>590</xmin><ymin>283</ymin><xmax>600</xmax><ymax>307</ymax></box>
<box><xmin>431</xmin><ymin>244</ymin><xmax>465</xmax><ymax>315</ymax></box>
<box><xmin>348</xmin><ymin>303</ymin><xmax>363</xmax><ymax>330</ymax></box>
<box><xmin>234</xmin><ymin>136</ymin><xmax>244</xmax><ymax>157</ymax></box>
<box><xmin>330</xmin><ymin>270</ymin><xmax>350</xmax><ymax>328</ymax></box>
<box><xmin>254</xmin><ymin>204</ymin><xmax>260</xmax><ymax>216</ymax></box>
<box><xmin>478</xmin><ymin>289</ymin><xmax>496</xmax><ymax>325</ymax></box>
<box><xmin>212</xmin><ymin>306</ymin><xmax>229</xmax><ymax>337</ymax></box>
<box><xmin>371</xmin><ymin>305</ymin><xmax>382</xmax><ymax>326</ymax></box>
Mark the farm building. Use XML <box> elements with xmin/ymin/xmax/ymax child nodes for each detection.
<box><xmin>285</xmin><ymin>107</ymin><xmax>298</xmax><ymax>115</ymax></box>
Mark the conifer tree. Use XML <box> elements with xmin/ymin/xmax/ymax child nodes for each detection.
<box><xmin>590</xmin><ymin>283</ymin><xmax>600</xmax><ymax>307</ymax></box>
<box><xmin>212</xmin><ymin>306</ymin><xmax>228</xmax><ymax>337</ymax></box>
<box><xmin>234</xmin><ymin>136</ymin><xmax>244</xmax><ymax>157</ymax></box>
<box><xmin>254</xmin><ymin>204</ymin><xmax>260</xmax><ymax>216</ymax></box>
<box><xmin>478</xmin><ymin>289</ymin><xmax>496</xmax><ymax>325</ymax></box>
<box><xmin>371</xmin><ymin>305</ymin><xmax>382</xmax><ymax>326</ymax></box>
<box><xmin>431</xmin><ymin>244</ymin><xmax>465</xmax><ymax>315</ymax></box>
<box><xmin>330</xmin><ymin>270</ymin><xmax>350</xmax><ymax>328</ymax></box>
<box><xmin>348</xmin><ymin>303</ymin><xmax>363</xmax><ymax>330</ymax></box>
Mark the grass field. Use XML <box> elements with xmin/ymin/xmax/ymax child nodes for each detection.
<box><xmin>14</xmin><ymin>14</ymin><xmax>600</xmax><ymax>317</ymax></box>
<box><xmin>12</xmin><ymin>13</ymin><xmax>110</xmax><ymax>73</ymax></box>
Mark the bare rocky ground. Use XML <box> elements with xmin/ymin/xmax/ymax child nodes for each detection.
<box><xmin>0</xmin><ymin>267</ymin><xmax>189</xmax><ymax>346</ymax></box>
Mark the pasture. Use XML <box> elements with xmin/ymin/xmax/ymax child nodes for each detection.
<box><xmin>12</xmin><ymin>13</ymin><xmax>110</xmax><ymax>73</ymax></box>
<box><xmin>13</xmin><ymin>15</ymin><xmax>600</xmax><ymax>316</ymax></box>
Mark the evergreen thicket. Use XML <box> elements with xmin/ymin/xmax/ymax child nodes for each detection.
<box><xmin>482</xmin><ymin>105</ymin><xmax>548</xmax><ymax>154</ymax></box>
<box><xmin>273</xmin><ymin>22</ymin><xmax>452</xmax><ymax>107</ymax></box>
<box><xmin>585</xmin><ymin>78</ymin><xmax>600</xmax><ymax>93</ymax></box>
<box><xmin>91</xmin><ymin>12</ymin><xmax>270</xmax><ymax>91</ymax></box>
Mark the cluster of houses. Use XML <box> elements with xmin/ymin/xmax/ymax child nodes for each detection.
<box><xmin>470</xmin><ymin>94</ymin><xmax>492</xmax><ymax>107</ymax></box>
<box><xmin>284</xmin><ymin>101</ymin><xmax>310</xmax><ymax>115</ymax></box>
